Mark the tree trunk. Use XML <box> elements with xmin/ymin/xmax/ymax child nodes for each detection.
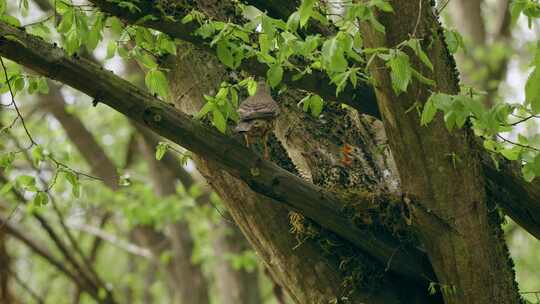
<box><xmin>167</xmin><ymin>34</ymin><xmax>435</xmax><ymax>302</ymax></box>
<box><xmin>0</xmin><ymin>230</ymin><xmax>15</xmax><ymax>304</ymax></box>
<box><xmin>138</xmin><ymin>135</ymin><xmax>211</xmax><ymax>304</ymax></box>
<box><xmin>360</xmin><ymin>1</ymin><xmax>520</xmax><ymax>303</ymax></box>
<box><xmin>211</xmin><ymin>223</ymin><xmax>261</xmax><ymax>304</ymax></box>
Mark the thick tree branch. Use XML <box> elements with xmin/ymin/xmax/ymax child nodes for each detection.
<box><xmin>0</xmin><ymin>21</ymin><xmax>433</xmax><ymax>282</ymax></box>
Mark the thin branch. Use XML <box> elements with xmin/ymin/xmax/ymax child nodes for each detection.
<box><xmin>0</xmin><ymin>57</ymin><xmax>36</xmax><ymax>148</ymax></box>
<box><xmin>8</xmin><ymin>268</ymin><xmax>45</xmax><ymax>304</ymax></box>
<box><xmin>496</xmin><ymin>134</ymin><xmax>540</xmax><ymax>152</ymax></box>
<box><xmin>67</xmin><ymin>222</ymin><xmax>154</xmax><ymax>259</ymax></box>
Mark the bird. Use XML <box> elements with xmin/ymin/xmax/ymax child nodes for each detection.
<box><xmin>235</xmin><ymin>80</ymin><xmax>280</xmax><ymax>159</ymax></box>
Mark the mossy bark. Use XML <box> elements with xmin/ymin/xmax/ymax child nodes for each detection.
<box><xmin>360</xmin><ymin>1</ymin><xmax>520</xmax><ymax>303</ymax></box>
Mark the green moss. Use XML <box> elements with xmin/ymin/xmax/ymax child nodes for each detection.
<box><xmin>288</xmin><ymin>211</ymin><xmax>386</xmax><ymax>300</ymax></box>
<box><xmin>335</xmin><ymin>188</ymin><xmax>418</xmax><ymax>245</ymax></box>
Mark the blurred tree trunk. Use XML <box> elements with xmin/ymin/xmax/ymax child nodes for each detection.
<box><xmin>449</xmin><ymin>0</ymin><xmax>512</xmax><ymax>106</ymax></box>
<box><xmin>211</xmin><ymin>223</ymin><xmax>261</xmax><ymax>304</ymax></box>
<box><xmin>138</xmin><ymin>133</ymin><xmax>211</xmax><ymax>304</ymax></box>
<box><xmin>0</xmin><ymin>230</ymin><xmax>15</xmax><ymax>304</ymax></box>
<box><xmin>360</xmin><ymin>1</ymin><xmax>520</xmax><ymax>303</ymax></box>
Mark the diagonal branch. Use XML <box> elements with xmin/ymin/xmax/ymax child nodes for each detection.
<box><xmin>67</xmin><ymin>222</ymin><xmax>154</xmax><ymax>259</ymax></box>
<box><xmin>0</xmin><ymin>21</ymin><xmax>434</xmax><ymax>282</ymax></box>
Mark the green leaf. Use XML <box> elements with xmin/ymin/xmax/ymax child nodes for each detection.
<box><xmin>526</xmin><ymin>67</ymin><xmax>540</xmax><ymax>114</ymax></box>
<box><xmin>501</xmin><ymin>147</ymin><xmax>522</xmax><ymax>161</ymax></box>
<box><xmin>444</xmin><ymin>30</ymin><xmax>464</xmax><ymax>54</ymax></box>
<box><xmin>37</xmin><ymin>78</ymin><xmax>49</xmax><ymax>94</ymax></box>
<box><xmin>0</xmin><ymin>0</ymin><xmax>6</xmax><ymax>15</ymax></box>
<box><xmin>57</xmin><ymin>8</ymin><xmax>74</xmax><ymax>33</ymax></box>
<box><xmin>299</xmin><ymin>0</ymin><xmax>316</xmax><ymax>28</ymax></box>
<box><xmin>31</xmin><ymin>145</ymin><xmax>44</xmax><ymax>166</ymax></box>
<box><xmin>261</xmin><ymin>15</ymin><xmax>275</xmax><ymax>40</ymax></box>
<box><xmin>64</xmin><ymin>171</ymin><xmax>80</xmax><ymax>198</ymax></box>
<box><xmin>87</xmin><ymin>13</ymin><xmax>105</xmax><ymax>51</ymax></box>
<box><xmin>16</xmin><ymin>175</ymin><xmax>36</xmax><ymax>191</ymax></box>
<box><xmin>0</xmin><ymin>181</ymin><xmax>14</xmax><ymax>196</ymax></box>
<box><xmin>321</xmin><ymin>37</ymin><xmax>348</xmax><ymax>72</ymax></box>
<box><xmin>421</xmin><ymin>96</ymin><xmax>437</xmax><ymax>126</ymax></box>
<box><xmin>106</xmin><ymin>41</ymin><xmax>117</xmax><ymax>59</ymax></box>
<box><xmin>370</xmin><ymin>0</ymin><xmax>393</xmax><ymax>12</ymax></box>
<box><xmin>523</xmin><ymin>154</ymin><xmax>540</xmax><ymax>182</ymax></box>
<box><xmin>406</xmin><ymin>39</ymin><xmax>433</xmax><ymax>71</ymax></box>
<box><xmin>287</xmin><ymin>12</ymin><xmax>300</xmax><ymax>32</ymax></box>
<box><xmin>136</xmin><ymin>53</ymin><xmax>158</xmax><ymax>69</ymax></box>
<box><xmin>216</xmin><ymin>41</ymin><xmax>234</xmax><ymax>68</ymax></box>
<box><xmin>387</xmin><ymin>51</ymin><xmax>412</xmax><ymax>94</ymax></box>
<box><xmin>258</xmin><ymin>34</ymin><xmax>272</xmax><ymax>54</ymax></box>
<box><xmin>181</xmin><ymin>13</ymin><xmax>193</xmax><ymax>24</ymax></box>
<box><xmin>196</xmin><ymin>100</ymin><xmax>215</xmax><ymax>119</ymax></box>
<box><xmin>299</xmin><ymin>95</ymin><xmax>310</xmax><ymax>112</ymax></box>
<box><xmin>411</xmin><ymin>69</ymin><xmax>435</xmax><ymax>86</ymax></box>
<box><xmin>145</xmin><ymin>69</ymin><xmax>170</xmax><ymax>98</ymax></box>
<box><xmin>155</xmin><ymin>142</ymin><xmax>169</xmax><ymax>160</ymax></box>
<box><xmin>0</xmin><ymin>152</ymin><xmax>15</xmax><ymax>169</ymax></box>
<box><xmin>33</xmin><ymin>192</ymin><xmax>48</xmax><ymax>206</ymax></box>
<box><xmin>0</xmin><ymin>14</ymin><xmax>20</xmax><ymax>27</ymax></box>
<box><xmin>510</xmin><ymin>0</ymin><xmax>527</xmax><ymax>24</ymax></box>
<box><xmin>157</xmin><ymin>34</ymin><xmax>177</xmax><ymax>55</ymax></box>
<box><xmin>212</xmin><ymin>109</ymin><xmax>227</xmax><ymax>133</ymax></box>
<box><xmin>247</xmin><ymin>79</ymin><xmax>258</xmax><ymax>96</ymax></box>
<box><xmin>267</xmin><ymin>64</ymin><xmax>283</xmax><ymax>88</ymax></box>
<box><xmin>230</xmin><ymin>87</ymin><xmax>239</xmax><ymax>107</ymax></box>
<box><xmin>309</xmin><ymin>95</ymin><xmax>324</xmax><ymax>117</ymax></box>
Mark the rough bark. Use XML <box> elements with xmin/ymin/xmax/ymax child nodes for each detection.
<box><xmin>360</xmin><ymin>1</ymin><xmax>520</xmax><ymax>303</ymax></box>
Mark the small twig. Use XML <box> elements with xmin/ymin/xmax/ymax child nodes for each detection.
<box><xmin>22</xmin><ymin>15</ymin><xmax>54</xmax><ymax>28</ymax></box>
<box><xmin>67</xmin><ymin>222</ymin><xmax>154</xmax><ymax>259</ymax></box>
<box><xmin>0</xmin><ymin>57</ymin><xmax>36</xmax><ymax>149</ymax></box>
<box><xmin>496</xmin><ymin>134</ymin><xmax>540</xmax><ymax>152</ymax></box>
<box><xmin>412</xmin><ymin>0</ymin><xmax>423</xmax><ymax>37</ymax></box>
<box><xmin>507</xmin><ymin>113</ymin><xmax>540</xmax><ymax>126</ymax></box>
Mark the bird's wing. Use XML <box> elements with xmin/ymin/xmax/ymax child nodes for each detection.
<box><xmin>238</xmin><ymin>96</ymin><xmax>280</xmax><ymax>120</ymax></box>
